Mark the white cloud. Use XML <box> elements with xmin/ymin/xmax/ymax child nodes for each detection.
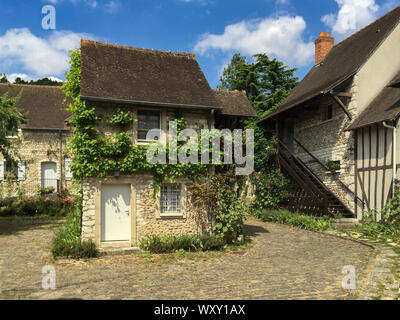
<box><xmin>321</xmin><ymin>0</ymin><xmax>380</xmax><ymax>40</ymax></box>
<box><xmin>193</xmin><ymin>15</ymin><xmax>314</xmax><ymax>66</ymax></box>
<box><xmin>6</xmin><ymin>73</ymin><xmax>32</xmax><ymax>83</ymax></box>
<box><xmin>0</xmin><ymin>28</ymin><xmax>93</xmax><ymax>79</ymax></box>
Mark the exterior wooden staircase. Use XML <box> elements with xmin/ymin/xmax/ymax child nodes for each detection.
<box><xmin>277</xmin><ymin>140</ymin><xmax>356</xmax><ymax>218</ymax></box>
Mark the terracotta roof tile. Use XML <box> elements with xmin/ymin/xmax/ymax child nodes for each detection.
<box><xmin>213</xmin><ymin>90</ymin><xmax>256</xmax><ymax>117</ymax></box>
<box><xmin>0</xmin><ymin>84</ymin><xmax>71</xmax><ymax>130</ymax></box>
<box><xmin>259</xmin><ymin>6</ymin><xmax>400</xmax><ymax>123</ymax></box>
<box><xmin>80</xmin><ymin>40</ymin><xmax>219</xmax><ymax>108</ymax></box>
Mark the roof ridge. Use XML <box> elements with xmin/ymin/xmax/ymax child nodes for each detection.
<box><xmin>81</xmin><ymin>39</ymin><xmax>196</xmax><ymax>60</ymax></box>
<box><xmin>214</xmin><ymin>89</ymin><xmax>247</xmax><ymax>96</ymax></box>
<box><xmin>326</xmin><ymin>6</ymin><xmax>400</xmax><ymax>56</ymax></box>
<box><xmin>0</xmin><ymin>83</ymin><xmax>63</xmax><ymax>90</ymax></box>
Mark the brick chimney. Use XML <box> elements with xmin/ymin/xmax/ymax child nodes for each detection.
<box><xmin>315</xmin><ymin>32</ymin><xmax>335</xmax><ymax>64</ymax></box>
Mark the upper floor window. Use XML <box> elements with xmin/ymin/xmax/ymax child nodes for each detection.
<box><xmin>322</xmin><ymin>105</ymin><xmax>333</xmax><ymax>122</ymax></box>
<box><xmin>137</xmin><ymin>110</ymin><xmax>161</xmax><ymax>141</ymax></box>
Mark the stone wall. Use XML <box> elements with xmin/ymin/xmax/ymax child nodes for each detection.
<box><xmin>286</xmin><ymin>84</ymin><xmax>358</xmax><ymax>213</ymax></box>
<box><xmin>0</xmin><ymin>129</ymin><xmax>75</xmax><ymax>198</ymax></box>
<box><xmin>81</xmin><ymin>175</ymin><xmax>210</xmax><ymax>245</ymax></box>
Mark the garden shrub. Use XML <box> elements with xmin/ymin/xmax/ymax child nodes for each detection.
<box><xmin>250</xmin><ymin>170</ymin><xmax>292</xmax><ymax>209</ymax></box>
<box><xmin>139</xmin><ymin>234</ymin><xmax>224</xmax><ymax>254</ymax></box>
<box><xmin>191</xmin><ymin>170</ymin><xmax>248</xmax><ymax>244</ymax></box>
<box><xmin>0</xmin><ymin>197</ymin><xmax>75</xmax><ymax>217</ymax></box>
<box><xmin>355</xmin><ymin>181</ymin><xmax>400</xmax><ymax>244</ymax></box>
<box><xmin>255</xmin><ymin>209</ymin><xmax>333</xmax><ymax>232</ymax></box>
<box><xmin>52</xmin><ymin>207</ymin><xmax>99</xmax><ymax>259</ymax></box>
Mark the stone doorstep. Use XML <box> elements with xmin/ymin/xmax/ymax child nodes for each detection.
<box><xmin>100</xmin><ymin>247</ymin><xmax>141</xmax><ymax>257</ymax></box>
<box><xmin>333</xmin><ymin>218</ymin><xmax>360</xmax><ymax>229</ymax></box>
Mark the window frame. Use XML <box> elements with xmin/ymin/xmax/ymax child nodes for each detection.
<box><xmin>159</xmin><ymin>183</ymin><xmax>182</xmax><ymax>216</ymax></box>
<box><xmin>6</xmin><ymin>122</ymin><xmax>19</xmax><ymax>138</ymax></box>
<box><xmin>322</xmin><ymin>105</ymin><xmax>333</xmax><ymax>122</ymax></box>
<box><xmin>137</xmin><ymin>109</ymin><xmax>162</xmax><ymax>142</ymax></box>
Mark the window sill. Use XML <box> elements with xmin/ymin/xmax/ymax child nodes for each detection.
<box><xmin>137</xmin><ymin>140</ymin><xmax>160</xmax><ymax>144</ymax></box>
<box><xmin>158</xmin><ymin>213</ymin><xmax>185</xmax><ymax>219</ymax></box>
<box><xmin>326</xmin><ymin>170</ymin><xmax>342</xmax><ymax>174</ymax></box>
<box><xmin>321</xmin><ymin>119</ymin><xmax>334</xmax><ymax>125</ymax></box>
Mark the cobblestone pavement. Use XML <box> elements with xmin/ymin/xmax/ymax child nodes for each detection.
<box><xmin>326</xmin><ymin>230</ymin><xmax>400</xmax><ymax>300</ymax></box>
<box><xmin>0</xmin><ymin>217</ymin><xmax>374</xmax><ymax>300</ymax></box>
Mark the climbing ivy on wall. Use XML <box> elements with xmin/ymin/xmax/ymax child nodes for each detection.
<box><xmin>63</xmin><ymin>49</ymin><xmax>209</xmax><ymax>184</ymax></box>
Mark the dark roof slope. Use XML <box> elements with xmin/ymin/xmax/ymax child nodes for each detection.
<box><xmin>80</xmin><ymin>40</ymin><xmax>219</xmax><ymax>109</ymax></box>
<box><xmin>260</xmin><ymin>6</ymin><xmax>400</xmax><ymax>123</ymax></box>
<box><xmin>213</xmin><ymin>90</ymin><xmax>256</xmax><ymax>117</ymax></box>
<box><xmin>347</xmin><ymin>73</ymin><xmax>400</xmax><ymax>130</ymax></box>
<box><xmin>0</xmin><ymin>84</ymin><xmax>70</xmax><ymax>130</ymax></box>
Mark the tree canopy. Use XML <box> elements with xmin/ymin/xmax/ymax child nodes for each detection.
<box><xmin>218</xmin><ymin>53</ymin><xmax>298</xmax><ymax>172</ymax></box>
<box><xmin>0</xmin><ymin>91</ymin><xmax>25</xmax><ymax>167</ymax></box>
<box><xmin>14</xmin><ymin>77</ymin><xmax>63</xmax><ymax>86</ymax></box>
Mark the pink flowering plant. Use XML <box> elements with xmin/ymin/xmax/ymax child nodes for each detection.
<box><xmin>250</xmin><ymin>170</ymin><xmax>292</xmax><ymax>209</ymax></box>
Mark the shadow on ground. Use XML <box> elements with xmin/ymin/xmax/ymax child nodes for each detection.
<box><xmin>243</xmin><ymin>223</ymin><xmax>269</xmax><ymax>237</ymax></box>
<box><xmin>0</xmin><ymin>217</ymin><xmax>64</xmax><ymax>236</ymax></box>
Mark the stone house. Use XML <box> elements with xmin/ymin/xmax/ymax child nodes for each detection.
<box><xmin>259</xmin><ymin>7</ymin><xmax>400</xmax><ymax>221</ymax></box>
<box><xmin>79</xmin><ymin>40</ymin><xmax>255</xmax><ymax>248</ymax></box>
<box><xmin>0</xmin><ymin>84</ymin><xmax>73</xmax><ymax>197</ymax></box>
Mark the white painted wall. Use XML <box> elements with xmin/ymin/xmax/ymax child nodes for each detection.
<box><xmin>355</xmin><ymin>22</ymin><xmax>400</xmax><ymax>115</ymax></box>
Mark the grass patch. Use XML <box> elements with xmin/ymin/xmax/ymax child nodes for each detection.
<box><xmin>139</xmin><ymin>234</ymin><xmax>225</xmax><ymax>254</ymax></box>
<box><xmin>350</xmin><ymin>222</ymin><xmax>400</xmax><ymax>245</ymax></box>
<box><xmin>52</xmin><ymin>207</ymin><xmax>99</xmax><ymax>259</ymax></box>
<box><xmin>253</xmin><ymin>209</ymin><xmax>333</xmax><ymax>232</ymax></box>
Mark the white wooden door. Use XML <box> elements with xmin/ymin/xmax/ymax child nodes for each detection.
<box><xmin>41</xmin><ymin>162</ymin><xmax>57</xmax><ymax>190</ymax></box>
<box><xmin>101</xmin><ymin>185</ymin><xmax>131</xmax><ymax>242</ymax></box>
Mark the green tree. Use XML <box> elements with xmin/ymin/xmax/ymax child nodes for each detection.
<box><xmin>0</xmin><ymin>73</ymin><xmax>9</xmax><ymax>84</ymax></box>
<box><xmin>14</xmin><ymin>77</ymin><xmax>62</xmax><ymax>86</ymax></box>
<box><xmin>219</xmin><ymin>53</ymin><xmax>298</xmax><ymax>172</ymax></box>
<box><xmin>0</xmin><ymin>91</ymin><xmax>25</xmax><ymax>167</ymax></box>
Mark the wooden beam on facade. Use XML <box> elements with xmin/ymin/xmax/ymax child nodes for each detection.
<box><xmin>330</xmin><ymin>91</ymin><xmax>352</xmax><ymax>120</ymax></box>
<box><xmin>333</xmin><ymin>92</ymin><xmax>352</xmax><ymax>98</ymax></box>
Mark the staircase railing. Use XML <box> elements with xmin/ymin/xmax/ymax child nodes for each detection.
<box><xmin>277</xmin><ymin>138</ymin><xmax>358</xmax><ymax>216</ymax></box>
<box><xmin>277</xmin><ymin>139</ymin><xmax>328</xmax><ymax>209</ymax></box>
<box><xmin>293</xmin><ymin>137</ymin><xmax>365</xmax><ymax>207</ymax></box>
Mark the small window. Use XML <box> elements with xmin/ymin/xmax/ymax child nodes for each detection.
<box><xmin>6</xmin><ymin>122</ymin><xmax>18</xmax><ymax>137</ymax></box>
<box><xmin>137</xmin><ymin>110</ymin><xmax>161</xmax><ymax>141</ymax></box>
<box><xmin>322</xmin><ymin>105</ymin><xmax>333</xmax><ymax>122</ymax></box>
<box><xmin>160</xmin><ymin>184</ymin><xmax>181</xmax><ymax>214</ymax></box>
<box><xmin>5</xmin><ymin>162</ymin><xmax>18</xmax><ymax>180</ymax></box>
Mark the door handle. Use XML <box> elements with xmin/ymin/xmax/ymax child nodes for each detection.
<box><xmin>125</xmin><ymin>210</ymin><xmax>130</xmax><ymax>216</ymax></box>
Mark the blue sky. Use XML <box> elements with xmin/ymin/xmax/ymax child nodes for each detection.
<box><xmin>0</xmin><ymin>0</ymin><xmax>397</xmax><ymax>87</ymax></box>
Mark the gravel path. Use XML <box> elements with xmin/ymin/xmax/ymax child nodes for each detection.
<box><xmin>0</xmin><ymin>217</ymin><xmax>373</xmax><ymax>300</ymax></box>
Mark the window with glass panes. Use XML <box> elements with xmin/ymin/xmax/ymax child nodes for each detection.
<box><xmin>137</xmin><ymin>110</ymin><xmax>161</xmax><ymax>141</ymax></box>
<box><xmin>160</xmin><ymin>184</ymin><xmax>181</xmax><ymax>213</ymax></box>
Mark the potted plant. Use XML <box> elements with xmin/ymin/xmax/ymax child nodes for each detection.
<box><xmin>326</xmin><ymin>160</ymin><xmax>341</xmax><ymax>174</ymax></box>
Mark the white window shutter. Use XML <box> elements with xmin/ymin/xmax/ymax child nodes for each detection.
<box><xmin>0</xmin><ymin>161</ymin><xmax>4</xmax><ymax>181</ymax></box>
<box><xmin>18</xmin><ymin>162</ymin><xmax>26</xmax><ymax>181</ymax></box>
<box><xmin>65</xmin><ymin>158</ymin><xmax>73</xmax><ymax>180</ymax></box>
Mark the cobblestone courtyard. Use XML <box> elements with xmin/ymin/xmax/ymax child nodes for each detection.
<box><xmin>0</xmin><ymin>217</ymin><xmax>376</xmax><ymax>300</ymax></box>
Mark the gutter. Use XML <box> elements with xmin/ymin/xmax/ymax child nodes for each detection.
<box><xmin>383</xmin><ymin>120</ymin><xmax>398</xmax><ymax>195</ymax></box>
<box><xmin>81</xmin><ymin>95</ymin><xmax>223</xmax><ymax>111</ymax></box>
<box><xmin>22</xmin><ymin>127</ymin><xmax>70</xmax><ymax>132</ymax></box>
